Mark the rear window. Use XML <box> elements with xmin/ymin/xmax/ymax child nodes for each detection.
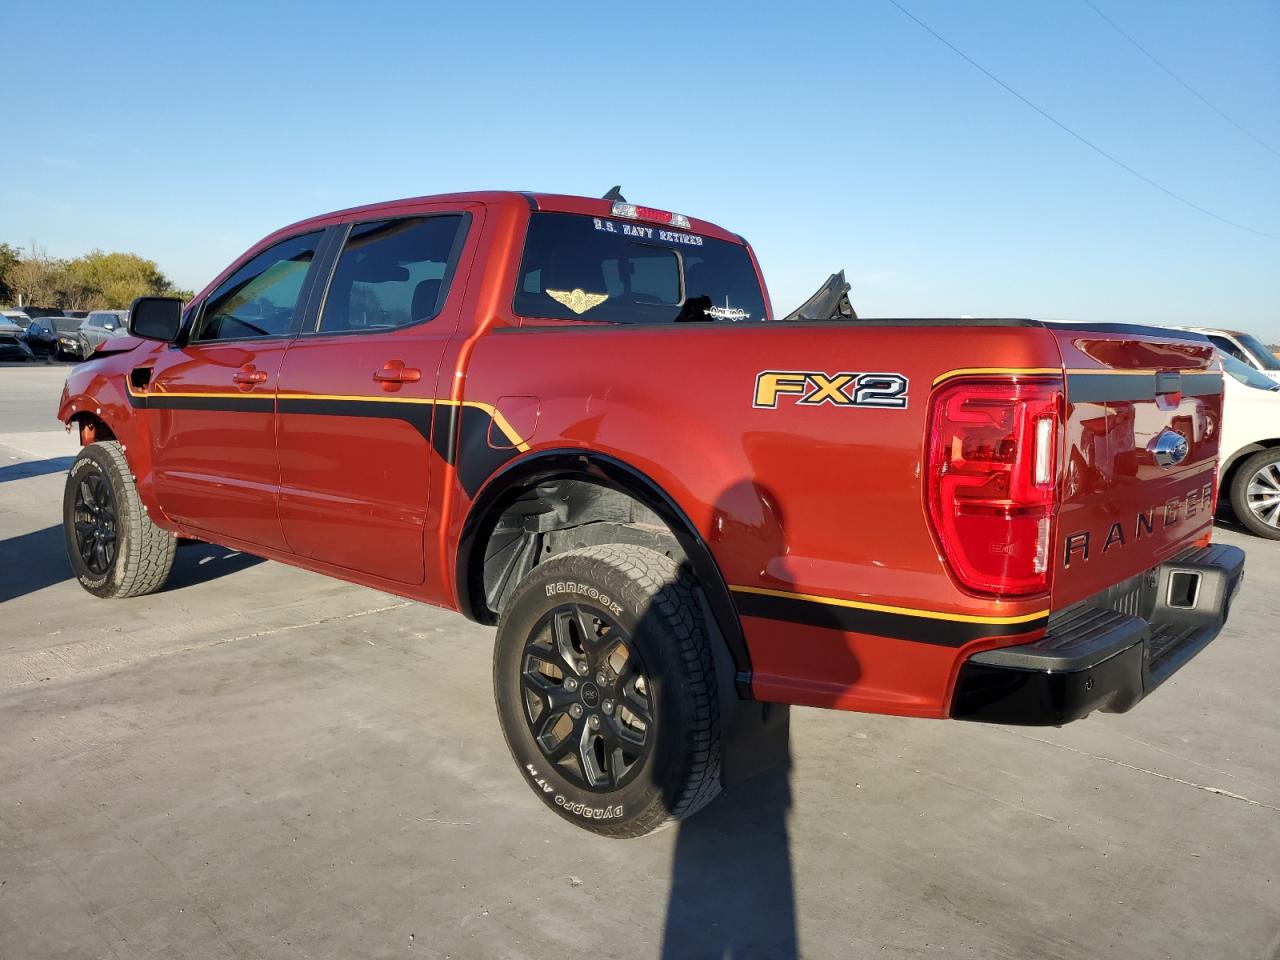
<box><xmin>513</xmin><ymin>212</ymin><xmax>767</xmax><ymax>324</ymax></box>
<box><xmin>1234</xmin><ymin>332</ymin><xmax>1280</xmax><ymax>371</ymax></box>
<box><xmin>1220</xmin><ymin>351</ymin><xmax>1279</xmax><ymax>391</ymax></box>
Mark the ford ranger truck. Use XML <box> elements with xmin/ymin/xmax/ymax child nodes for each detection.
<box><xmin>57</xmin><ymin>190</ymin><xmax>1245</xmax><ymax>837</ymax></box>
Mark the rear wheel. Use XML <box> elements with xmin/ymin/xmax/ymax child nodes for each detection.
<box><xmin>63</xmin><ymin>441</ymin><xmax>177</xmax><ymax>597</ymax></box>
<box><xmin>1229</xmin><ymin>448</ymin><xmax>1280</xmax><ymax>540</ymax></box>
<box><xmin>493</xmin><ymin>544</ymin><xmax>721</xmax><ymax>838</ymax></box>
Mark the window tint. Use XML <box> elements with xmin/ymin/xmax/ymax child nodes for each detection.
<box><xmin>513</xmin><ymin>212</ymin><xmax>767</xmax><ymax>324</ymax></box>
<box><xmin>1234</xmin><ymin>332</ymin><xmax>1280</xmax><ymax>371</ymax></box>
<box><xmin>318</xmin><ymin>216</ymin><xmax>465</xmax><ymax>333</ymax></box>
<box><xmin>1208</xmin><ymin>335</ymin><xmax>1249</xmax><ymax>365</ymax></box>
<box><xmin>196</xmin><ymin>232</ymin><xmax>320</xmax><ymax>342</ymax></box>
<box><xmin>1220</xmin><ymin>351</ymin><xmax>1280</xmax><ymax>391</ymax></box>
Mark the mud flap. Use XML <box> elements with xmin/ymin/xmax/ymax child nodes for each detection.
<box><xmin>704</xmin><ymin>597</ymin><xmax>790</xmax><ymax>787</ymax></box>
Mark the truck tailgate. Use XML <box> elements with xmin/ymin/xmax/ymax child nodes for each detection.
<box><xmin>1050</xmin><ymin>326</ymin><xmax>1222</xmax><ymax>611</ymax></box>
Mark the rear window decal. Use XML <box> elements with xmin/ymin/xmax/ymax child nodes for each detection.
<box><xmin>592</xmin><ymin>218</ymin><xmax>704</xmax><ymax>247</ymax></box>
<box><xmin>707</xmin><ymin>298</ymin><xmax>751</xmax><ymax>322</ymax></box>
<box><xmin>547</xmin><ymin>288</ymin><xmax>608</xmax><ymax>315</ymax></box>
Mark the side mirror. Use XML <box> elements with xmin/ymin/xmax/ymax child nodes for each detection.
<box><xmin>128</xmin><ymin>297</ymin><xmax>183</xmax><ymax>342</ymax></box>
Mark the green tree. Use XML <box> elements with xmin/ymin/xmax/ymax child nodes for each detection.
<box><xmin>3</xmin><ymin>242</ymin><xmax>192</xmax><ymax>308</ymax></box>
<box><xmin>5</xmin><ymin>244</ymin><xmax>63</xmax><ymax>308</ymax></box>
<box><xmin>62</xmin><ymin>250</ymin><xmax>174</xmax><ymax>309</ymax></box>
<box><xmin>0</xmin><ymin>242</ymin><xmax>20</xmax><ymax>304</ymax></box>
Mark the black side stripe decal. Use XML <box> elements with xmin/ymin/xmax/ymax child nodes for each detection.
<box><xmin>126</xmin><ymin>392</ymin><xmax>275</xmax><ymax>415</ymax></box>
<box><xmin>124</xmin><ymin>389</ymin><xmax>520</xmax><ymax>496</ymax></box>
<box><xmin>275</xmin><ymin>396</ymin><xmax>434</xmax><ymax>444</ymax></box>
<box><xmin>732</xmin><ymin>590</ymin><xmax>1048</xmax><ymax>647</ymax></box>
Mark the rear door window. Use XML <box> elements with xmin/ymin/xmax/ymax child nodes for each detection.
<box><xmin>317</xmin><ymin>215</ymin><xmax>466</xmax><ymax>334</ymax></box>
<box><xmin>513</xmin><ymin>212</ymin><xmax>767</xmax><ymax>324</ymax></box>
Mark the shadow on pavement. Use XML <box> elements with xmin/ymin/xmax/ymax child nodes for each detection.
<box><xmin>0</xmin><ymin>524</ymin><xmax>265</xmax><ymax>603</ymax></box>
<box><xmin>660</xmin><ymin>755</ymin><xmax>797</xmax><ymax>960</ymax></box>
<box><xmin>0</xmin><ymin>457</ymin><xmax>76</xmax><ymax>483</ymax></box>
<box><xmin>1213</xmin><ymin>514</ymin><xmax>1253</xmax><ymax>537</ymax></box>
<box><xmin>0</xmin><ymin>525</ymin><xmax>69</xmax><ymax>602</ymax></box>
<box><xmin>163</xmin><ymin>544</ymin><xmax>265</xmax><ymax>591</ymax></box>
<box><xmin>656</xmin><ymin>476</ymin><xmax>825</xmax><ymax>959</ymax></box>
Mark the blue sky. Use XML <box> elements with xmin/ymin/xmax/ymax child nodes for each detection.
<box><xmin>3</xmin><ymin>0</ymin><xmax>1278</xmax><ymax>338</ymax></box>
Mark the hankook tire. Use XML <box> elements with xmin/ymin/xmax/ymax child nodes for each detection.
<box><xmin>64</xmin><ymin>441</ymin><xmax>177</xmax><ymax>598</ymax></box>
<box><xmin>493</xmin><ymin>544</ymin><xmax>722</xmax><ymax>838</ymax></box>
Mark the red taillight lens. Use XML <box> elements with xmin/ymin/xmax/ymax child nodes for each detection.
<box><xmin>926</xmin><ymin>378</ymin><xmax>1064</xmax><ymax>597</ymax></box>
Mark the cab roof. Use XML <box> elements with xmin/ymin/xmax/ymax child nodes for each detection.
<box><xmin>271</xmin><ymin>190</ymin><xmax>745</xmax><ymax>247</ymax></box>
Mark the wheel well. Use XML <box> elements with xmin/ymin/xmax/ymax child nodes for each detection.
<box><xmin>456</xmin><ymin>452</ymin><xmax>753</xmax><ymax>693</ymax></box>
<box><xmin>475</xmin><ymin>478</ymin><xmax>684</xmax><ymax>618</ymax></box>
<box><xmin>1221</xmin><ymin>439</ymin><xmax>1280</xmax><ymax>499</ymax></box>
<box><xmin>67</xmin><ymin>412</ymin><xmax>117</xmax><ymax>445</ymax></box>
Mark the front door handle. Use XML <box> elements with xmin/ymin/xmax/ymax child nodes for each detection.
<box><xmin>373</xmin><ymin>360</ymin><xmax>422</xmax><ymax>385</ymax></box>
<box><xmin>232</xmin><ymin>367</ymin><xmax>268</xmax><ymax>385</ymax></box>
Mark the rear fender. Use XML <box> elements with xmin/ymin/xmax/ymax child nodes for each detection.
<box><xmin>455</xmin><ymin>449</ymin><xmax>753</xmax><ymax>697</ymax></box>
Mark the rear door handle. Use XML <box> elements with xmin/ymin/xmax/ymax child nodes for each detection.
<box><xmin>373</xmin><ymin>360</ymin><xmax>422</xmax><ymax>384</ymax></box>
<box><xmin>232</xmin><ymin>368</ymin><xmax>268</xmax><ymax>385</ymax></box>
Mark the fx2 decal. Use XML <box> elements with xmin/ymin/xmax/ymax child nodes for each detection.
<box><xmin>753</xmin><ymin>371</ymin><xmax>910</xmax><ymax>410</ymax></box>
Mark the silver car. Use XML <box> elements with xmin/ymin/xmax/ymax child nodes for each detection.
<box><xmin>78</xmin><ymin>310</ymin><xmax>129</xmax><ymax>354</ymax></box>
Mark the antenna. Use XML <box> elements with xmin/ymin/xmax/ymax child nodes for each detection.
<box><xmin>602</xmin><ymin>185</ymin><xmax>626</xmax><ymax>202</ymax></box>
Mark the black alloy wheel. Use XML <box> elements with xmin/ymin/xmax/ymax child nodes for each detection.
<box><xmin>63</xmin><ymin>440</ymin><xmax>177</xmax><ymax>598</ymax></box>
<box><xmin>521</xmin><ymin>602</ymin><xmax>654</xmax><ymax>791</ymax></box>
<box><xmin>494</xmin><ymin>543</ymin><xmax>723</xmax><ymax>838</ymax></box>
<box><xmin>72</xmin><ymin>469</ymin><xmax>118</xmax><ymax>575</ymax></box>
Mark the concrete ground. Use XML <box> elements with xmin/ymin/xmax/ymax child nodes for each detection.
<box><xmin>1</xmin><ymin>364</ymin><xmax>1277</xmax><ymax>960</ymax></box>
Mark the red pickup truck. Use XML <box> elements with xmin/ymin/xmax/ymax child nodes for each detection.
<box><xmin>59</xmin><ymin>190</ymin><xmax>1245</xmax><ymax>837</ymax></box>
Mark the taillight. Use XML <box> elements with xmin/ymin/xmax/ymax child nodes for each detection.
<box><xmin>926</xmin><ymin>377</ymin><xmax>1064</xmax><ymax>597</ymax></box>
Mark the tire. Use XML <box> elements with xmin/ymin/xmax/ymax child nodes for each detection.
<box><xmin>63</xmin><ymin>441</ymin><xmax>177</xmax><ymax>597</ymax></box>
<box><xmin>1229</xmin><ymin>448</ymin><xmax>1280</xmax><ymax>540</ymax></box>
<box><xmin>493</xmin><ymin>544</ymin><xmax>722</xmax><ymax>838</ymax></box>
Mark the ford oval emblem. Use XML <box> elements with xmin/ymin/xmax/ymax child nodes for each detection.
<box><xmin>1150</xmin><ymin>429</ymin><xmax>1190</xmax><ymax>469</ymax></box>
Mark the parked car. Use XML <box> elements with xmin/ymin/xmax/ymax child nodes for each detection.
<box><xmin>1</xmin><ymin>309</ymin><xmax>33</xmax><ymax>328</ymax></box>
<box><xmin>1171</xmin><ymin>326</ymin><xmax>1280</xmax><ymax>384</ymax></box>
<box><xmin>1216</xmin><ymin>351</ymin><xmax>1280</xmax><ymax>539</ymax></box>
<box><xmin>21</xmin><ymin>318</ymin><xmax>60</xmax><ymax>359</ymax></box>
<box><xmin>49</xmin><ymin>316</ymin><xmax>90</xmax><ymax>359</ymax></box>
<box><xmin>58</xmin><ymin>189</ymin><xmax>1245</xmax><ymax>837</ymax></box>
<box><xmin>21</xmin><ymin>317</ymin><xmax>83</xmax><ymax>361</ymax></box>
<box><xmin>0</xmin><ymin>318</ymin><xmax>36</xmax><ymax>361</ymax></box>
<box><xmin>78</xmin><ymin>310</ymin><xmax>129</xmax><ymax>354</ymax></box>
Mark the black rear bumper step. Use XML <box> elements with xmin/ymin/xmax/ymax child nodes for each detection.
<box><xmin>951</xmin><ymin>544</ymin><xmax>1245</xmax><ymax>726</ymax></box>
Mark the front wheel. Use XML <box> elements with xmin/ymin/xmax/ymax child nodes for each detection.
<box><xmin>493</xmin><ymin>544</ymin><xmax>722</xmax><ymax>838</ymax></box>
<box><xmin>63</xmin><ymin>441</ymin><xmax>177</xmax><ymax>597</ymax></box>
<box><xmin>1229</xmin><ymin>448</ymin><xmax>1280</xmax><ymax>540</ymax></box>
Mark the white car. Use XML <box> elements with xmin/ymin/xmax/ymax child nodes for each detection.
<box><xmin>1218</xmin><ymin>352</ymin><xmax>1280</xmax><ymax>539</ymax></box>
<box><xmin>1</xmin><ymin>308</ymin><xmax>33</xmax><ymax>328</ymax></box>
<box><xmin>1172</xmin><ymin>326</ymin><xmax>1280</xmax><ymax>385</ymax></box>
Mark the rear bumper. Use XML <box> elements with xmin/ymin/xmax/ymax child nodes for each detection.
<box><xmin>950</xmin><ymin>543</ymin><xmax>1245</xmax><ymax>725</ymax></box>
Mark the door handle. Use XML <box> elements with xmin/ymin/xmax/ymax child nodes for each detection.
<box><xmin>373</xmin><ymin>360</ymin><xmax>422</xmax><ymax>385</ymax></box>
<box><xmin>232</xmin><ymin>368</ymin><xmax>268</xmax><ymax>385</ymax></box>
